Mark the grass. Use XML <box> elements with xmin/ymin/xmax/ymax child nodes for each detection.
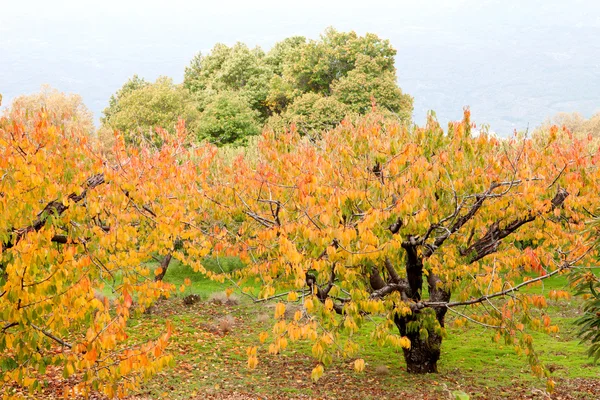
<box><xmin>118</xmin><ymin>266</ymin><xmax>600</xmax><ymax>399</ymax></box>
<box><xmin>161</xmin><ymin>257</ymin><xmax>244</xmax><ymax>299</ymax></box>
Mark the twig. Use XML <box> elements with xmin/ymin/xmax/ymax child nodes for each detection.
<box><xmin>31</xmin><ymin>324</ymin><xmax>72</xmax><ymax>348</ymax></box>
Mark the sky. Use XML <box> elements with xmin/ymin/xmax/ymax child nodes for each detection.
<box><xmin>1</xmin><ymin>0</ymin><xmax>599</xmax><ymax>133</ymax></box>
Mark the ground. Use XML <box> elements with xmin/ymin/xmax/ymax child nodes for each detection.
<box><xmin>128</xmin><ymin>296</ymin><xmax>599</xmax><ymax>400</ymax></box>
<box><xmin>128</xmin><ymin>262</ymin><xmax>599</xmax><ymax>399</ymax></box>
<box><xmin>8</xmin><ymin>261</ymin><xmax>600</xmax><ymax>399</ymax></box>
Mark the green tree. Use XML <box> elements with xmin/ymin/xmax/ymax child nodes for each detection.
<box><xmin>264</xmin><ymin>36</ymin><xmax>307</xmax><ymax>76</ymax></box>
<box><xmin>196</xmin><ymin>91</ymin><xmax>261</xmax><ymax>146</ymax></box>
<box><xmin>101</xmin><ymin>75</ymin><xmax>148</xmax><ymax>124</ymax></box>
<box><xmin>266</xmin><ymin>28</ymin><xmax>412</xmax><ymax>128</ymax></box>
<box><xmin>269</xmin><ymin>92</ymin><xmax>351</xmax><ymax>136</ymax></box>
<box><xmin>263</xmin><ymin>36</ymin><xmax>307</xmax><ymax>114</ymax></box>
<box><xmin>183</xmin><ymin>28</ymin><xmax>413</xmax><ymax>138</ymax></box>
<box><xmin>283</xmin><ymin>28</ymin><xmax>397</xmax><ymax>95</ymax></box>
<box><xmin>572</xmin><ymin>217</ymin><xmax>600</xmax><ymax>363</ymax></box>
<box><xmin>331</xmin><ymin>54</ymin><xmax>413</xmax><ymax>121</ymax></box>
<box><xmin>101</xmin><ymin>76</ymin><xmax>200</xmax><ymax>145</ymax></box>
<box><xmin>573</xmin><ymin>270</ymin><xmax>600</xmax><ymax>363</ymax></box>
<box><xmin>184</xmin><ymin>43</ymin><xmax>272</xmax><ymax>120</ymax></box>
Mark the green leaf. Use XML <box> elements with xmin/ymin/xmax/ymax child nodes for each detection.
<box><xmin>453</xmin><ymin>390</ymin><xmax>470</xmax><ymax>400</ymax></box>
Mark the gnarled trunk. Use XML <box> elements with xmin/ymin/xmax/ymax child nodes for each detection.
<box><xmin>394</xmin><ymin>311</ymin><xmax>445</xmax><ymax>374</ymax></box>
<box><xmin>398</xmin><ymin>241</ymin><xmax>450</xmax><ymax>373</ymax></box>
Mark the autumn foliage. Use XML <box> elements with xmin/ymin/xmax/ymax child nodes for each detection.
<box><xmin>207</xmin><ymin>111</ymin><xmax>598</xmax><ymax>385</ymax></box>
<box><xmin>0</xmin><ymin>106</ymin><xmax>214</xmax><ymax>397</ymax></box>
<box><xmin>1</xmin><ymin>103</ymin><xmax>599</xmax><ymax>397</ymax></box>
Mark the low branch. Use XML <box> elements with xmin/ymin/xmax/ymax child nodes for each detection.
<box><xmin>4</xmin><ymin>173</ymin><xmax>105</xmax><ymax>249</ymax></box>
<box><xmin>424</xmin><ymin>249</ymin><xmax>589</xmax><ymax>308</ymax></box>
<box><xmin>445</xmin><ymin>306</ymin><xmax>502</xmax><ymax>329</ymax></box>
<box><xmin>253</xmin><ymin>290</ymin><xmax>310</xmax><ymax>303</ymax></box>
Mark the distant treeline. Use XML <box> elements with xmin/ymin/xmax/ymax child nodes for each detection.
<box><xmin>99</xmin><ymin>27</ymin><xmax>414</xmax><ymax>146</ymax></box>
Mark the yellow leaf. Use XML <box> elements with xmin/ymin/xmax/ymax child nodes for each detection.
<box><xmin>274</xmin><ymin>302</ymin><xmax>286</xmax><ymax>319</ymax></box>
<box><xmin>247</xmin><ymin>356</ymin><xmax>258</xmax><ymax>369</ymax></box>
<box><xmin>400</xmin><ymin>336</ymin><xmax>411</xmax><ymax>349</ymax></box>
<box><xmin>304</xmin><ymin>298</ymin><xmax>314</xmax><ymax>313</ymax></box>
<box><xmin>353</xmin><ymin>358</ymin><xmax>365</xmax><ymax>373</ymax></box>
<box><xmin>259</xmin><ymin>332</ymin><xmax>268</xmax><ymax>343</ymax></box>
<box><xmin>311</xmin><ymin>364</ymin><xmax>324</xmax><ymax>382</ymax></box>
<box><xmin>324</xmin><ymin>298</ymin><xmax>334</xmax><ymax>311</ymax></box>
<box><xmin>287</xmin><ymin>291</ymin><xmax>298</xmax><ymax>301</ymax></box>
<box><xmin>294</xmin><ymin>310</ymin><xmax>302</xmax><ymax>321</ymax></box>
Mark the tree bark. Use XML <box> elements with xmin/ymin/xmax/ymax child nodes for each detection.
<box><xmin>401</xmin><ymin>237</ymin><xmax>424</xmax><ymax>300</ymax></box>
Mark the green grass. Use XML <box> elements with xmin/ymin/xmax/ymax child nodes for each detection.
<box><xmin>161</xmin><ymin>257</ymin><xmax>244</xmax><ymax>299</ymax></box>
<box><xmin>119</xmin><ymin>265</ymin><xmax>600</xmax><ymax>399</ymax></box>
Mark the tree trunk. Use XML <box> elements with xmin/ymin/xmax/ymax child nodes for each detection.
<box><xmin>394</xmin><ymin>313</ymin><xmax>444</xmax><ymax>374</ymax></box>
<box><xmin>398</xmin><ymin>241</ymin><xmax>450</xmax><ymax>374</ymax></box>
<box><xmin>154</xmin><ymin>253</ymin><xmax>173</xmax><ymax>281</ymax></box>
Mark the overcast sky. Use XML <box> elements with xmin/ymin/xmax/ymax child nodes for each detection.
<box><xmin>1</xmin><ymin>0</ymin><xmax>599</xmax><ymax>133</ymax></box>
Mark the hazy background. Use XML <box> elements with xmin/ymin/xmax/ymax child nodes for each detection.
<box><xmin>1</xmin><ymin>0</ymin><xmax>599</xmax><ymax>134</ymax></box>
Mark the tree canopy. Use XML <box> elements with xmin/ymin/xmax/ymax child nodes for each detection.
<box><xmin>101</xmin><ymin>76</ymin><xmax>200</xmax><ymax>145</ymax></box>
<box><xmin>0</xmin><ymin>106</ymin><xmax>213</xmax><ymax>397</ymax></box>
<box><xmin>537</xmin><ymin>111</ymin><xmax>600</xmax><ymax>140</ymax></box>
<box><xmin>101</xmin><ymin>28</ymin><xmax>413</xmax><ymax>147</ymax></box>
<box><xmin>196</xmin><ymin>91</ymin><xmax>262</xmax><ymax>146</ymax></box>
<box><xmin>5</xmin><ymin>85</ymin><xmax>94</xmax><ymax>135</ymax></box>
<box><xmin>205</xmin><ymin>110</ymin><xmax>597</xmax><ymax>386</ymax></box>
<box><xmin>183</xmin><ymin>28</ymin><xmax>413</xmax><ymax>139</ymax></box>
<box><xmin>2</xmin><ymin>101</ymin><xmax>599</xmax><ymax>396</ymax></box>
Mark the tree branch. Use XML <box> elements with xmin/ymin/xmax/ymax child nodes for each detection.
<box><xmin>461</xmin><ymin>188</ymin><xmax>568</xmax><ymax>263</ymax></box>
<box><xmin>369</xmin><ymin>281</ymin><xmax>411</xmax><ymax>300</ymax></box>
<box><xmin>384</xmin><ymin>257</ymin><xmax>401</xmax><ymax>284</ymax></box>
<box><xmin>424</xmin><ymin>249</ymin><xmax>590</xmax><ymax>308</ymax></box>
<box><xmin>4</xmin><ymin>173</ymin><xmax>105</xmax><ymax>249</ymax></box>
<box><xmin>31</xmin><ymin>324</ymin><xmax>72</xmax><ymax>348</ymax></box>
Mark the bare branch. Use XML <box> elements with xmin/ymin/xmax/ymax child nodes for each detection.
<box><xmin>253</xmin><ymin>290</ymin><xmax>310</xmax><ymax>303</ymax></box>
<box><xmin>445</xmin><ymin>306</ymin><xmax>502</xmax><ymax>329</ymax></box>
